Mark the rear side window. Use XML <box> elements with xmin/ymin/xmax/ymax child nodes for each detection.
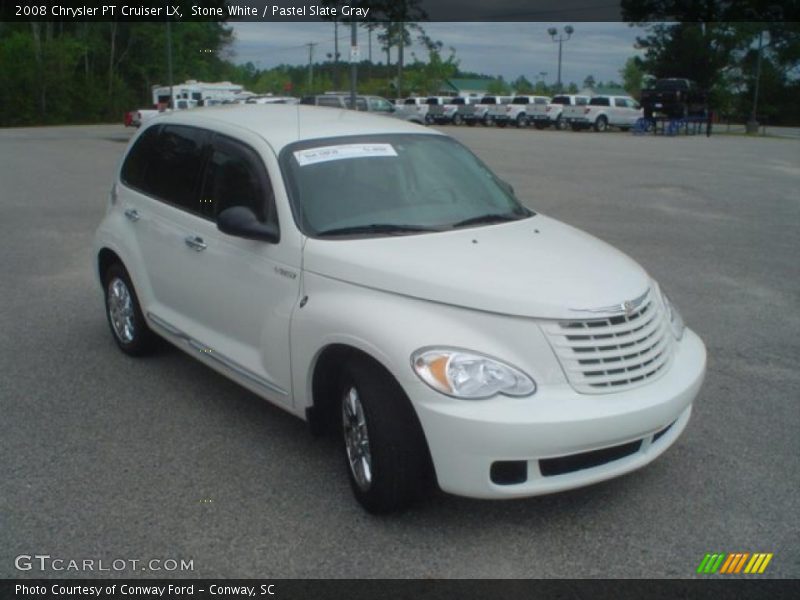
<box><xmin>589</xmin><ymin>97</ymin><xmax>610</xmax><ymax>107</ymax></box>
<box><xmin>120</xmin><ymin>125</ymin><xmax>160</xmax><ymax>190</ymax></box>
<box><xmin>512</xmin><ymin>97</ymin><xmax>530</xmax><ymax>105</ymax></box>
<box><xmin>551</xmin><ymin>96</ymin><xmax>569</xmax><ymax>105</ymax></box>
<box><xmin>614</xmin><ymin>98</ymin><xmax>627</xmax><ymax>107</ymax></box>
<box><xmin>575</xmin><ymin>97</ymin><xmax>589</xmax><ymax>106</ymax></box>
<box><xmin>480</xmin><ymin>97</ymin><xmax>496</xmax><ymax>104</ymax></box>
<box><xmin>344</xmin><ymin>97</ymin><xmax>368</xmax><ymax>111</ymax></box>
<box><xmin>199</xmin><ymin>136</ymin><xmax>274</xmax><ymax>223</ymax></box>
<box><xmin>317</xmin><ymin>96</ymin><xmax>343</xmax><ymax>108</ymax></box>
<box><xmin>142</xmin><ymin>125</ymin><xmax>208</xmax><ymax>210</ymax></box>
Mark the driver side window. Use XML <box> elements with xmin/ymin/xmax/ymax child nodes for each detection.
<box><xmin>199</xmin><ymin>136</ymin><xmax>275</xmax><ymax>224</ymax></box>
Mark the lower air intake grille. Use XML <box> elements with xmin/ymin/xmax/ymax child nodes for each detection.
<box><xmin>539</xmin><ymin>440</ymin><xmax>643</xmax><ymax>477</ymax></box>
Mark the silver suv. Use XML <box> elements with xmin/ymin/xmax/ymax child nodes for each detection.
<box><xmin>299</xmin><ymin>93</ymin><xmax>424</xmax><ymax>124</ymax></box>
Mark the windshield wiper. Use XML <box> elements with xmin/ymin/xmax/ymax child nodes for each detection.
<box><xmin>451</xmin><ymin>212</ymin><xmax>526</xmax><ymax>229</ymax></box>
<box><xmin>316</xmin><ymin>223</ymin><xmax>440</xmax><ymax>237</ymax></box>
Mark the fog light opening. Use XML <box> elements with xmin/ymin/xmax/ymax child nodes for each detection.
<box><xmin>490</xmin><ymin>460</ymin><xmax>528</xmax><ymax>485</ymax></box>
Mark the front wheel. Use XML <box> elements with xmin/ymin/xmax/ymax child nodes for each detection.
<box><xmin>339</xmin><ymin>358</ymin><xmax>430</xmax><ymax>513</ymax></box>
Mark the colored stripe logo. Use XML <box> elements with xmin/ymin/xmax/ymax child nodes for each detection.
<box><xmin>697</xmin><ymin>553</ymin><xmax>773</xmax><ymax>574</ymax></box>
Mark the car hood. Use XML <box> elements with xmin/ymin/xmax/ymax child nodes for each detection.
<box><xmin>302</xmin><ymin>215</ymin><xmax>650</xmax><ymax>319</ymax></box>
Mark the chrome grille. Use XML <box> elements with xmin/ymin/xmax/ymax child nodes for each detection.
<box><xmin>542</xmin><ymin>289</ymin><xmax>673</xmax><ymax>394</ymax></box>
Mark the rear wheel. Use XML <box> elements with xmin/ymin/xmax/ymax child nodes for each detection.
<box><xmin>339</xmin><ymin>358</ymin><xmax>430</xmax><ymax>513</ymax></box>
<box><xmin>452</xmin><ymin>114</ymin><xmax>463</xmax><ymax>126</ymax></box>
<box><xmin>594</xmin><ymin>115</ymin><xmax>608</xmax><ymax>132</ymax></box>
<box><xmin>103</xmin><ymin>263</ymin><xmax>157</xmax><ymax>356</ymax></box>
<box><xmin>483</xmin><ymin>115</ymin><xmax>494</xmax><ymax>126</ymax></box>
<box><xmin>516</xmin><ymin>114</ymin><xmax>528</xmax><ymax>128</ymax></box>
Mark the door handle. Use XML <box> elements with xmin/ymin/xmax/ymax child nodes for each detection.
<box><xmin>184</xmin><ymin>236</ymin><xmax>207</xmax><ymax>252</ymax></box>
<box><xmin>124</xmin><ymin>208</ymin><xmax>140</xmax><ymax>222</ymax></box>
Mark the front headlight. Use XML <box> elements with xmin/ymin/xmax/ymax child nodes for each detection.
<box><xmin>659</xmin><ymin>287</ymin><xmax>685</xmax><ymax>341</ymax></box>
<box><xmin>411</xmin><ymin>348</ymin><xmax>536</xmax><ymax>399</ymax></box>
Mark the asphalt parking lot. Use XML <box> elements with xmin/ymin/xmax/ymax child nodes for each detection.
<box><xmin>1</xmin><ymin>122</ymin><xmax>798</xmax><ymax>579</ymax></box>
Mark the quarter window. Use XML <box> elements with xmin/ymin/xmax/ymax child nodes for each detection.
<box><xmin>614</xmin><ymin>98</ymin><xmax>627</xmax><ymax>108</ymax></box>
<box><xmin>120</xmin><ymin>125</ymin><xmax>160</xmax><ymax>191</ymax></box>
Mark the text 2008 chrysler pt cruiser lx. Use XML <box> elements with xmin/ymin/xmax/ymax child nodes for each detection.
<box><xmin>94</xmin><ymin>105</ymin><xmax>706</xmax><ymax>513</ymax></box>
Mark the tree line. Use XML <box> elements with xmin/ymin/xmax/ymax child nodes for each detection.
<box><xmin>0</xmin><ymin>2</ymin><xmax>798</xmax><ymax>127</ymax></box>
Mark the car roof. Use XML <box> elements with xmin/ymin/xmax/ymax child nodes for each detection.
<box><xmin>148</xmin><ymin>104</ymin><xmax>438</xmax><ymax>151</ymax></box>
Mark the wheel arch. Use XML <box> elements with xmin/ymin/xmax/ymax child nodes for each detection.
<box><xmin>307</xmin><ymin>343</ymin><xmax>400</xmax><ymax>436</ymax></box>
<box><xmin>97</xmin><ymin>247</ymin><xmax>124</xmax><ymax>284</ymax></box>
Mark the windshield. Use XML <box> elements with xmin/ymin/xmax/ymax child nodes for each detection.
<box><xmin>280</xmin><ymin>134</ymin><xmax>533</xmax><ymax>238</ymax></box>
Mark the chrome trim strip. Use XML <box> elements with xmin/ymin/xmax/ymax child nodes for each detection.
<box><xmin>146</xmin><ymin>312</ymin><xmax>289</xmax><ymax>397</ymax></box>
<box><xmin>569</xmin><ymin>289</ymin><xmax>649</xmax><ymax>314</ymax></box>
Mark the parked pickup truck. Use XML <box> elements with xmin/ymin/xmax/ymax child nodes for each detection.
<box><xmin>424</xmin><ymin>97</ymin><xmax>455</xmax><ymax>124</ymax></box>
<box><xmin>128</xmin><ymin>108</ymin><xmax>162</xmax><ymax>128</ymax></box>
<box><xmin>563</xmin><ymin>95</ymin><xmax>643</xmax><ymax>132</ymax></box>
<box><xmin>451</xmin><ymin>97</ymin><xmax>480</xmax><ymax>125</ymax></box>
<box><xmin>545</xmin><ymin>95</ymin><xmax>590</xmax><ymax>130</ymax></box>
<box><xmin>640</xmin><ymin>78</ymin><xmax>707</xmax><ymax>119</ymax></box>
<box><xmin>459</xmin><ymin>96</ymin><xmax>511</xmax><ymax>126</ymax></box>
<box><xmin>495</xmin><ymin>96</ymin><xmax>550</xmax><ymax>128</ymax></box>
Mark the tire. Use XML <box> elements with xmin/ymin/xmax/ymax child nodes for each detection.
<box><xmin>483</xmin><ymin>115</ymin><xmax>493</xmax><ymax>127</ymax></box>
<box><xmin>555</xmin><ymin>116</ymin><xmax>566</xmax><ymax>131</ymax></box>
<box><xmin>452</xmin><ymin>114</ymin><xmax>463</xmax><ymax>126</ymax></box>
<box><xmin>594</xmin><ymin>115</ymin><xmax>608</xmax><ymax>132</ymax></box>
<box><xmin>103</xmin><ymin>263</ymin><xmax>158</xmax><ymax>356</ymax></box>
<box><xmin>424</xmin><ymin>114</ymin><xmax>433</xmax><ymax>125</ymax></box>
<box><xmin>339</xmin><ymin>358</ymin><xmax>430</xmax><ymax>513</ymax></box>
<box><xmin>516</xmin><ymin>114</ymin><xmax>528</xmax><ymax>128</ymax></box>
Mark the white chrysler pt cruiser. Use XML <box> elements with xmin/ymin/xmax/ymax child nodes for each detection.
<box><xmin>94</xmin><ymin>105</ymin><xmax>706</xmax><ymax>513</ymax></box>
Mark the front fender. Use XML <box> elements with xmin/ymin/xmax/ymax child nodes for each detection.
<box><xmin>289</xmin><ymin>272</ymin><xmax>566</xmax><ymax>411</ymax></box>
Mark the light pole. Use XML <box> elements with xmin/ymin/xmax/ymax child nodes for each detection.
<box><xmin>547</xmin><ymin>25</ymin><xmax>573</xmax><ymax>92</ymax></box>
<box><xmin>746</xmin><ymin>28</ymin><xmax>766</xmax><ymax>134</ymax></box>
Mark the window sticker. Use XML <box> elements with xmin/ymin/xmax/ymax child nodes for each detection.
<box><xmin>294</xmin><ymin>143</ymin><xmax>397</xmax><ymax>166</ymax></box>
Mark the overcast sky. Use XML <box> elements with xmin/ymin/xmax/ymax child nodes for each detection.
<box><xmin>228</xmin><ymin>22</ymin><xmax>647</xmax><ymax>87</ymax></box>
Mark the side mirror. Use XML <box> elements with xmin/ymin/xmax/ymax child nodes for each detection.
<box><xmin>217</xmin><ymin>206</ymin><xmax>279</xmax><ymax>243</ymax></box>
<box><xmin>498</xmin><ymin>179</ymin><xmax>515</xmax><ymax>196</ymax></box>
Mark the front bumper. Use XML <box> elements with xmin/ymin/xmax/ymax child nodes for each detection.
<box><xmin>408</xmin><ymin>328</ymin><xmax>706</xmax><ymax>499</ymax></box>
